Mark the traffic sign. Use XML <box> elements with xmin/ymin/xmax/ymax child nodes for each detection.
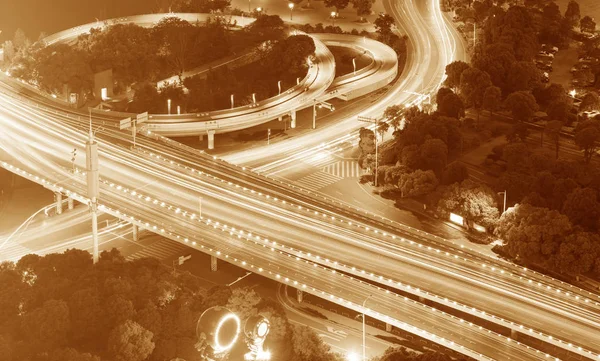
<box><xmin>178</xmin><ymin>254</ymin><xmax>192</xmax><ymax>265</ymax></box>
<box><xmin>137</xmin><ymin>112</ymin><xmax>149</xmax><ymax>124</ymax></box>
<box><xmin>119</xmin><ymin>117</ymin><xmax>131</xmax><ymax>130</ymax></box>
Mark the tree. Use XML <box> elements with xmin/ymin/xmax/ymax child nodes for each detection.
<box><xmin>436</xmin><ymin>87</ymin><xmax>465</xmax><ymax>119</ymax></box>
<box><xmin>504</xmin><ymin>91</ymin><xmax>539</xmax><ymax>122</ymax></box>
<box><xmin>358</xmin><ymin>127</ymin><xmax>376</xmax><ymax>168</ymax></box>
<box><xmin>580</xmin><ymin>16</ymin><xmax>596</xmax><ymax>33</ymax></box>
<box><xmin>226</xmin><ymin>287</ymin><xmax>261</xmax><ymax>321</ymax></box>
<box><xmin>399</xmin><ymin>170</ymin><xmax>439</xmax><ymax>197</ymax></box>
<box><xmin>153</xmin><ymin>17</ymin><xmax>197</xmax><ymax>79</ymax></box>
<box><xmin>420</xmin><ymin>138</ymin><xmax>448</xmax><ymax>175</ymax></box>
<box><xmin>459</xmin><ymin>68</ymin><xmax>492</xmax><ymax>124</ymax></box>
<box><xmin>545</xmin><ymin>120</ymin><xmax>563</xmax><ymax>159</ymax></box>
<box><xmin>33</xmin><ymin>43</ymin><xmax>93</xmax><ymax>96</ymax></box>
<box><xmin>383</xmin><ymin>104</ymin><xmax>404</xmax><ymax>130</ymax></box>
<box><xmin>324</xmin><ymin>0</ymin><xmax>350</xmax><ymax>11</ymax></box>
<box><xmin>130</xmin><ymin>82</ymin><xmax>161</xmax><ymax>113</ymax></box>
<box><xmin>546</xmin><ymin>101</ymin><xmax>573</xmax><ymax>124</ymax></box>
<box><xmin>553</xmin><ymin>231</ymin><xmax>600</xmax><ymax>275</ymax></box>
<box><xmin>495</xmin><ymin>204</ymin><xmax>572</xmax><ymax>264</ymax></box>
<box><xmin>437</xmin><ymin>179</ymin><xmax>500</xmax><ymax>228</ymax></box>
<box><xmin>291</xmin><ymin>324</ymin><xmax>339</xmax><ymax>361</ymax></box>
<box><xmin>482</xmin><ymin>86</ymin><xmax>502</xmax><ymax>119</ymax></box>
<box><xmin>247</xmin><ymin>14</ymin><xmax>285</xmax><ymax>41</ymax></box>
<box><xmin>564</xmin><ymin>0</ymin><xmax>581</xmax><ymax>28</ymax></box>
<box><xmin>443</xmin><ymin>60</ymin><xmax>470</xmax><ymax>90</ymax></box>
<box><xmin>503</xmin><ymin>141</ymin><xmax>529</xmax><ymax>171</ymax></box>
<box><xmin>580</xmin><ymin>92</ymin><xmax>600</xmax><ymax>112</ymax></box>
<box><xmin>574</xmin><ymin>121</ymin><xmax>600</xmax><ymax>163</ymax></box>
<box><xmin>562</xmin><ymin>187</ymin><xmax>600</xmax><ymax>230</ymax></box>
<box><xmin>374</xmin><ymin>13</ymin><xmax>395</xmax><ymax>43</ymax></box>
<box><xmin>507</xmin><ymin>61</ymin><xmax>541</xmax><ymax>93</ymax></box>
<box><xmin>22</xmin><ymin>299</ymin><xmax>70</xmax><ymax>350</ymax></box>
<box><xmin>351</xmin><ymin>0</ymin><xmax>375</xmax><ymax>22</ymax></box>
<box><xmin>13</xmin><ymin>28</ymin><xmax>29</xmax><ymax>50</ymax></box>
<box><xmin>108</xmin><ymin>320</ymin><xmax>155</xmax><ymax>361</ymax></box>
<box><xmin>442</xmin><ymin>162</ymin><xmax>469</xmax><ymax>185</ymax></box>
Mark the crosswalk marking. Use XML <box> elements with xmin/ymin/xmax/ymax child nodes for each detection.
<box><xmin>127</xmin><ymin>239</ymin><xmax>188</xmax><ymax>261</ymax></box>
<box><xmin>293</xmin><ymin>171</ymin><xmax>343</xmax><ymax>191</ymax></box>
<box><xmin>322</xmin><ymin>160</ymin><xmax>363</xmax><ymax>178</ymax></box>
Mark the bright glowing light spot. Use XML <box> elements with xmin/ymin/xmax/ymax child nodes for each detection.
<box><xmin>346</xmin><ymin>352</ymin><xmax>360</xmax><ymax>361</ymax></box>
<box><xmin>214</xmin><ymin>313</ymin><xmax>241</xmax><ymax>353</ymax></box>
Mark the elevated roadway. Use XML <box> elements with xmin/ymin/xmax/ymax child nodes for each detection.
<box><xmin>1</xmin><ymin>2</ymin><xmax>599</xmax><ymax>360</ymax></box>
<box><xmin>0</xmin><ymin>85</ymin><xmax>559</xmax><ymax>361</ymax></box>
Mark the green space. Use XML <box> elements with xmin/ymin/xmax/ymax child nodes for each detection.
<box><xmin>359</xmin><ymin>0</ymin><xmax>600</xmax><ymax>283</ymax></box>
<box><xmin>0</xmin><ymin>249</ymin><xmax>462</xmax><ymax>361</ymax></box>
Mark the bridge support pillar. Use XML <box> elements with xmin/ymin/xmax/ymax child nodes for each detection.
<box><xmin>199</xmin><ymin>134</ymin><xmax>204</xmax><ymax>142</ymax></box>
<box><xmin>207</xmin><ymin>130</ymin><xmax>215</xmax><ymax>150</ymax></box>
<box><xmin>290</xmin><ymin>109</ymin><xmax>297</xmax><ymax>129</ymax></box>
<box><xmin>210</xmin><ymin>255</ymin><xmax>218</xmax><ymax>271</ymax></box>
<box><xmin>297</xmin><ymin>289</ymin><xmax>303</xmax><ymax>303</ymax></box>
<box><xmin>56</xmin><ymin>193</ymin><xmax>63</xmax><ymax>215</ymax></box>
<box><xmin>67</xmin><ymin>197</ymin><xmax>74</xmax><ymax>210</ymax></box>
<box><xmin>385</xmin><ymin>323</ymin><xmax>392</xmax><ymax>332</ymax></box>
<box><xmin>132</xmin><ymin>224</ymin><xmax>139</xmax><ymax>242</ymax></box>
<box><xmin>511</xmin><ymin>329</ymin><xmax>518</xmax><ymax>340</ymax></box>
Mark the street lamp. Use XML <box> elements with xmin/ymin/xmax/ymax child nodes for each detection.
<box><xmin>362</xmin><ymin>294</ymin><xmax>373</xmax><ymax>361</ymax></box>
<box><xmin>346</xmin><ymin>352</ymin><xmax>360</xmax><ymax>361</ymax></box>
<box><xmin>289</xmin><ymin>3</ymin><xmax>294</xmax><ymax>20</ymax></box>
<box><xmin>256</xmin><ymin>7</ymin><xmax>262</xmax><ymax>13</ymax></box>
<box><xmin>498</xmin><ymin>190</ymin><xmax>507</xmax><ymax>214</ymax></box>
<box><xmin>330</xmin><ymin>11</ymin><xmax>337</xmax><ymax>26</ymax></box>
<box><xmin>249</xmin><ymin>0</ymin><xmax>252</xmax><ymax>12</ymax></box>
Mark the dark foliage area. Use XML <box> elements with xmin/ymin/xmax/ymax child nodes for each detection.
<box><xmin>0</xmin><ymin>249</ymin><xmax>354</xmax><ymax>361</ymax></box>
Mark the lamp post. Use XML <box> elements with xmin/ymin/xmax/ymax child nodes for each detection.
<box><xmin>498</xmin><ymin>190</ymin><xmax>507</xmax><ymax>214</ymax></box>
<box><xmin>289</xmin><ymin>3</ymin><xmax>295</xmax><ymax>20</ymax></box>
<box><xmin>167</xmin><ymin>98</ymin><xmax>172</xmax><ymax>115</ymax></box>
<box><xmin>362</xmin><ymin>294</ymin><xmax>373</xmax><ymax>361</ymax></box>
<box><xmin>249</xmin><ymin>0</ymin><xmax>251</xmax><ymax>12</ymax></box>
<box><xmin>330</xmin><ymin>11</ymin><xmax>337</xmax><ymax>26</ymax></box>
<box><xmin>313</xmin><ymin>99</ymin><xmax>335</xmax><ymax>129</ymax></box>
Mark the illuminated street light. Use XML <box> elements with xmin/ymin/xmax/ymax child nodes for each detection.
<box><xmin>256</xmin><ymin>7</ymin><xmax>262</xmax><ymax>12</ymax></box>
<box><xmin>347</xmin><ymin>352</ymin><xmax>360</xmax><ymax>361</ymax></box>
<box><xmin>330</xmin><ymin>11</ymin><xmax>337</xmax><ymax>26</ymax></box>
<box><xmin>569</xmin><ymin>89</ymin><xmax>577</xmax><ymax>98</ymax></box>
<box><xmin>289</xmin><ymin>3</ymin><xmax>295</xmax><ymax>20</ymax></box>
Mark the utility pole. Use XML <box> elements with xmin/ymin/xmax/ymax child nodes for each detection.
<box><xmin>86</xmin><ymin>113</ymin><xmax>100</xmax><ymax>264</ymax></box>
<box><xmin>357</xmin><ymin>116</ymin><xmax>380</xmax><ymax>187</ymax></box>
<box><xmin>312</xmin><ymin>99</ymin><xmax>335</xmax><ymax>129</ymax></box>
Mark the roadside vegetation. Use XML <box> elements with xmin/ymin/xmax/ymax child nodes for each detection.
<box><xmin>361</xmin><ymin>0</ymin><xmax>600</xmax><ymax>282</ymax></box>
